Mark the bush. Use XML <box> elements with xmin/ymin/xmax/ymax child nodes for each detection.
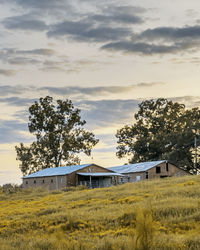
<box><xmin>2</xmin><ymin>183</ymin><xmax>22</xmax><ymax>194</ymax></box>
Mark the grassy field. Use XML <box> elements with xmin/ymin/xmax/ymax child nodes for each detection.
<box><xmin>0</xmin><ymin>175</ymin><xmax>200</xmax><ymax>250</ymax></box>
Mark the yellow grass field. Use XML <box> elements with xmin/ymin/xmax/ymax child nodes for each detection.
<box><xmin>0</xmin><ymin>175</ymin><xmax>200</xmax><ymax>250</ymax></box>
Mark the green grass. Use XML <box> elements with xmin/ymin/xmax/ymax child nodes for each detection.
<box><xmin>0</xmin><ymin>175</ymin><xmax>200</xmax><ymax>249</ymax></box>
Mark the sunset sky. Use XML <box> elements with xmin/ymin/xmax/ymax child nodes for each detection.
<box><xmin>1</xmin><ymin>0</ymin><xmax>200</xmax><ymax>184</ymax></box>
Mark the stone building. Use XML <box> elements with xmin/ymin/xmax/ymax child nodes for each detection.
<box><xmin>109</xmin><ymin>160</ymin><xmax>189</xmax><ymax>183</ymax></box>
<box><xmin>22</xmin><ymin>163</ymin><xmax>123</xmax><ymax>190</ymax></box>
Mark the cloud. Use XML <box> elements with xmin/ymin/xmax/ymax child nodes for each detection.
<box><xmin>2</xmin><ymin>1</ymin><xmax>146</xmax><ymax>48</ymax></box>
<box><xmin>0</xmin><ymin>97</ymin><xmax>36</xmax><ymax>106</ymax></box>
<box><xmin>90</xmin><ymin>14</ymin><xmax>142</xmax><ymax>25</ymax></box>
<box><xmin>4</xmin><ymin>0</ymin><xmax>71</xmax><ymax>11</ymax></box>
<box><xmin>170</xmin><ymin>96</ymin><xmax>200</xmax><ymax>108</ymax></box>
<box><xmin>40</xmin><ymin>82</ymin><xmax>164</xmax><ymax>97</ymax></box>
<box><xmin>102</xmin><ymin>41</ymin><xmax>184</xmax><ymax>55</ymax></box>
<box><xmin>88</xmin><ymin>5</ymin><xmax>145</xmax><ymax>25</ymax></box>
<box><xmin>0</xmin><ymin>85</ymin><xmax>34</xmax><ymax>96</ymax></box>
<box><xmin>18</xmin><ymin>49</ymin><xmax>55</xmax><ymax>56</ymax></box>
<box><xmin>0</xmin><ymin>82</ymin><xmax>164</xmax><ymax>101</ymax></box>
<box><xmin>78</xmin><ymin>99</ymin><xmax>140</xmax><ymax>128</ymax></box>
<box><xmin>3</xmin><ymin>0</ymin><xmax>200</xmax><ymax>57</ymax></box>
<box><xmin>47</xmin><ymin>20</ymin><xmax>131</xmax><ymax>42</ymax></box>
<box><xmin>2</xmin><ymin>14</ymin><xmax>48</xmax><ymax>31</ymax></box>
<box><xmin>0</xmin><ymin>48</ymin><xmax>55</xmax><ymax>66</ymax></box>
<box><xmin>7</xmin><ymin>57</ymin><xmax>40</xmax><ymax>65</ymax></box>
<box><xmin>46</xmin><ymin>4</ymin><xmax>146</xmax><ymax>43</ymax></box>
<box><xmin>0</xmin><ymin>119</ymin><xmax>30</xmax><ymax>144</ymax></box>
<box><xmin>137</xmin><ymin>25</ymin><xmax>200</xmax><ymax>41</ymax></box>
<box><xmin>0</xmin><ymin>69</ymin><xmax>16</xmax><ymax>76</ymax></box>
<box><xmin>102</xmin><ymin>25</ymin><xmax>200</xmax><ymax>55</ymax></box>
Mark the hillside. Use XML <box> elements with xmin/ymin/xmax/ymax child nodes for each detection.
<box><xmin>0</xmin><ymin>175</ymin><xmax>200</xmax><ymax>250</ymax></box>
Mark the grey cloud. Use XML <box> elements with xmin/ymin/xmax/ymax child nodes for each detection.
<box><xmin>47</xmin><ymin>21</ymin><xmax>91</xmax><ymax>37</ymax></box>
<box><xmin>136</xmin><ymin>82</ymin><xmax>163</xmax><ymax>87</ymax></box>
<box><xmin>18</xmin><ymin>49</ymin><xmax>55</xmax><ymax>56</ymax></box>
<box><xmin>110</xmin><ymin>5</ymin><xmax>146</xmax><ymax>15</ymax></box>
<box><xmin>79</xmin><ymin>96</ymin><xmax>200</xmax><ymax>129</ymax></box>
<box><xmin>46</xmin><ymin>4</ymin><xmax>146</xmax><ymax>42</ymax></box>
<box><xmin>91</xmin><ymin>14</ymin><xmax>142</xmax><ymax>24</ymax></box>
<box><xmin>4</xmin><ymin>0</ymin><xmax>70</xmax><ymax>11</ymax></box>
<box><xmin>185</xmin><ymin>9</ymin><xmax>199</xmax><ymax>18</ymax></box>
<box><xmin>47</xmin><ymin>20</ymin><xmax>131</xmax><ymax>42</ymax></box>
<box><xmin>78</xmin><ymin>99</ymin><xmax>140</xmax><ymax>128</ymax></box>
<box><xmin>0</xmin><ymin>119</ymin><xmax>30</xmax><ymax>144</ymax></box>
<box><xmin>0</xmin><ymin>48</ymin><xmax>55</xmax><ymax>66</ymax></box>
<box><xmin>2</xmin><ymin>0</ymin><xmax>146</xmax><ymax>45</ymax></box>
<box><xmin>0</xmin><ymin>83</ymin><xmax>164</xmax><ymax>101</ymax></box>
<box><xmin>8</xmin><ymin>57</ymin><xmax>40</xmax><ymax>65</ymax></box>
<box><xmin>0</xmin><ymin>97</ymin><xmax>36</xmax><ymax>106</ymax></box>
<box><xmin>102</xmin><ymin>41</ymin><xmax>182</xmax><ymax>55</ymax></box>
<box><xmin>40</xmin><ymin>82</ymin><xmax>164</xmax><ymax>97</ymax></box>
<box><xmin>89</xmin><ymin>5</ymin><xmax>145</xmax><ymax>25</ymax></box>
<box><xmin>0</xmin><ymin>85</ymin><xmax>34</xmax><ymax>96</ymax></box>
<box><xmin>170</xmin><ymin>96</ymin><xmax>200</xmax><ymax>108</ymax></box>
<box><xmin>40</xmin><ymin>59</ymin><xmax>68</xmax><ymax>72</ymax></box>
<box><xmin>0</xmin><ymin>69</ymin><xmax>16</xmax><ymax>76</ymax></box>
<box><xmin>137</xmin><ymin>26</ymin><xmax>200</xmax><ymax>41</ymax></box>
<box><xmin>40</xmin><ymin>66</ymin><xmax>65</xmax><ymax>72</ymax></box>
<box><xmin>102</xmin><ymin>25</ymin><xmax>200</xmax><ymax>55</ymax></box>
<box><xmin>0</xmin><ymin>48</ymin><xmax>54</xmax><ymax>57</ymax></box>
<box><xmin>2</xmin><ymin>14</ymin><xmax>48</xmax><ymax>31</ymax></box>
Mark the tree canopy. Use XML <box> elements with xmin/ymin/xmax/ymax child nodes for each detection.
<box><xmin>16</xmin><ymin>96</ymin><xmax>99</xmax><ymax>175</ymax></box>
<box><xmin>116</xmin><ymin>98</ymin><xmax>200</xmax><ymax>172</ymax></box>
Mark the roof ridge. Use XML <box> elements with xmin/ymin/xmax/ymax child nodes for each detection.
<box><xmin>23</xmin><ymin>163</ymin><xmax>93</xmax><ymax>178</ymax></box>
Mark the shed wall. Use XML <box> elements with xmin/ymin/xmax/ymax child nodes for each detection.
<box><xmin>120</xmin><ymin>162</ymin><xmax>188</xmax><ymax>183</ymax></box>
<box><xmin>23</xmin><ymin>175</ymin><xmax>67</xmax><ymax>190</ymax></box>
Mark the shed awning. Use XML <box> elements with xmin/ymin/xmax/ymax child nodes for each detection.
<box><xmin>77</xmin><ymin>172</ymin><xmax>124</xmax><ymax>177</ymax></box>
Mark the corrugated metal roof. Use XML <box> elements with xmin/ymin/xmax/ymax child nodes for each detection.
<box><xmin>23</xmin><ymin>164</ymin><xmax>92</xmax><ymax>178</ymax></box>
<box><xmin>77</xmin><ymin>172</ymin><xmax>124</xmax><ymax>177</ymax></box>
<box><xmin>108</xmin><ymin>160</ymin><xmax>166</xmax><ymax>174</ymax></box>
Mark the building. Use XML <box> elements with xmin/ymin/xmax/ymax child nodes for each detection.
<box><xmin>109</xmin><ymin>160</ymin><xmax>189</xmax><ymax>183</ymax></box>
<box><xmin>22</xmin><ymin>163</ymin><xmax>123</xmax><ymax>190</ymax></box>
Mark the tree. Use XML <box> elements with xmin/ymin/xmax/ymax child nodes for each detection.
<box><xmin>16</xmin><ymin>96</ymin><xmax>99</xmax><ymax>175</ymax></box>
<box><xmin>116</xmin><ymin>98</ymin><xmax>200</xmax><ymax>172</ymax></box>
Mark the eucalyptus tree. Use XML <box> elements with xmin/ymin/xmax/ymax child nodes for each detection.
<box><xmin>16</xmin><ymin>96</ymin><xmax>98</xmax><ymax>175</ymax></box>
<box><xmin>116</xmin><ymin>98</ymin><xmax>200</xmax><ymax>172</ymax></box>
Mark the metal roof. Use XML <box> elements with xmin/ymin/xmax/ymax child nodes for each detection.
<box><xmin>77</xmin><ymin>172</ymin><xmax>124</xmax><ymax>177</ymax></box>
<box><xmin>23</xmin><ymin>164</ymin><xmax>92</xmax><ymax>178</ymax></box>
<box><xmin>108</xmin><ymin>160</ymin><xmax>166</xmax><ymax>174</ymax></box>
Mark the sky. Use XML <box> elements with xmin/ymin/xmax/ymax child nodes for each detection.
<box><xmin>1</xmin><ymin>0</ymin><xmax>200</xmax><ymax>185</ymax></box>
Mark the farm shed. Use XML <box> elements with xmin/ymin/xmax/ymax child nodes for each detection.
<box><xmin>22</xmin><ymin>164</ymin><xmax>123</xmax><ymax>190</ymax></box>
<box><xmin>109</xmin><ymin>160</ymin><xmax>189</xmax><ymax>183</ymax></box>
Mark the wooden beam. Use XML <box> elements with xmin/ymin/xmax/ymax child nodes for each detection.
<box><xmin>89</xmin><ymin>175</ymin><xmax>92</xmax><ymax>188</ymax></box>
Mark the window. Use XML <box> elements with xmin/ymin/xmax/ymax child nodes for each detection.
<box><xmin>51</xmin><ymin>179</ymin><xmax>53</xmax><ymax>183</ymax></box>
<box><xmin>60</xmin><ymin>177</ymin><xmax>63</xmax><ymax>183</ymax></box>
<box><xmin>42</xmin><ymin>179</ymin><xmax>45</xmax><ymax>183</ymax></box>
<box><xmin>26</xmin><ymin>181</ymin><xmax>28</xmax><ymax>185</ymax></box>
<box><xmin>166</xmin><ymin>162</ymin><xmax>169</xmax><ymax>172</ymax></box>
<box><xmin>156</xmin><ymin>166</ymin><xmax>161</xmax><ymax>174</ymax></box>
<box><xmin>120</xmin><ymin>177</ymin><xmax>124</xmax><ymax>184</ymax></box>
<box><xmin>145</xmin><ymin>172</ymin><xmax>149</xmax><ymax>179</ymax></box>
<box><xmin>127</xmin><ymin>175</ymin><xmax>130</xmax><ymax>182</ymax></box>
<box><xmin>34</xmin><ymin>180</ymin><xmax>36</xmax><ymax>184</ymax></box>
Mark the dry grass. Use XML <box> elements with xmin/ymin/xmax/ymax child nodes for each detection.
<box><xmin>0</xmin><ymin>175</ymin><xmax>200</xmax><ymax>249</ymax></box>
